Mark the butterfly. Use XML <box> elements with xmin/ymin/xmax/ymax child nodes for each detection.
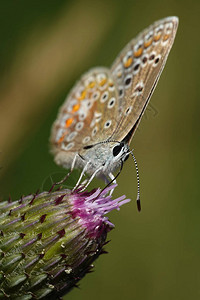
<box><xmin>50</xmin><ymin>16</ymin><xmax>178</xmax><ymax>208</ymax></box>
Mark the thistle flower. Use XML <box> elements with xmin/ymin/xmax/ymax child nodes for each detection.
<box><xmin>0</xmin><ymin>184</ymin><xmax>130</xmax><ymax>299</ymax></box>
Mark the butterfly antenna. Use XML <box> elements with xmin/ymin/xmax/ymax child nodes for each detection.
<box><xmin>130</xmin><ymin>150</ymin><xmax>141</xmax><ymax>212</ymax></box>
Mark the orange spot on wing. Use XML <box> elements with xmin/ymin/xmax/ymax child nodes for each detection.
<box><xmin>65</xmin><ymin>118</ymin><xmax>73</xmax><ymax>127</ymax></box>
<box><xmin>163</xmin><ymin>34</ymin><xmax>169</xmax><ymax>41</ymax></box>
<box><xmin>154</xmin><ymin>32</ymin><xmax>161</xmax><ymax>41</ymax></box>
<box><xmin>72</xmin><ymin>103</ymin><xmax>80</xmax><ymax>112</ymax></box>
<box><xmin>88</xmin><ymin>81</ymin><xmax>95</xmax><ymax>89</ymax></box>
<box><xmin>144</xmin><ymin>39</ymin><xmax>152</xmax><ymax>48</ymax></box>
<box><xmin>58</xmin><ymin>135</ymin><xmax>65</xmax><ymax>143</ymax></box>
<box><xmin>99</xmin><ymin>78</ymin><xmax>107</xmax><ymax>86</ymax></box>
<box><xmin>117</xmin><ymin>71</ymin><xmax>122</xmax><ymax>78</ymax></box>
<box><xmin>78</xmin><ymin>90</ymin><xmax>86</xmax><ymax>101</ymax></box>
<box><xmin>124</xmin><ymin>57</ymin><xmax>133</xmax><ymax>68</ymax></box>
<box><xmin>134</xmin><ymin>47</ymin><xmax>143</xmax><ymax>58</ymax></box>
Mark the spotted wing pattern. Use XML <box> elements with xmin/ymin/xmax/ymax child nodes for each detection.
<box><xmin>50</xmin><ymin>67</ymin><xmax>121</xmax><ymax>162</ymax></box>
<box><xmin>50</xmin><ymin>17</ymin><xmax>178</xmax><ymax>169</ymax></box>
<box><xmin>110</xmin><ymin>16</ymin><xmax>178</xmax><ymax>143</ymax></box>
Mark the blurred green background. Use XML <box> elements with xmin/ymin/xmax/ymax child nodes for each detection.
<box><xmin>0</xmin><ymin>0</ymin><xmax>199</xmax><ymax>299</ymax></box>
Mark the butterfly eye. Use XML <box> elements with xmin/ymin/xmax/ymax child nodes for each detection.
<box><xmin>113</xmin><ymin>144</ymin><xmax>123</xmax><ymax>157</ymax></box>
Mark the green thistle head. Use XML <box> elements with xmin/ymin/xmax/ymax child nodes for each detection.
<box><xmin>0</xmin><ymin>184</ymin><xmax>129</xmax><ymax>299</ymax></box>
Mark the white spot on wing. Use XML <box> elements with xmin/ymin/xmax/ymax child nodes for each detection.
<box><xmin>79</xmin><ymin>111</ymin><xmax>87</xmax><ymax>121</ymax></box>
<box><xmin>145</xmin><ymin>30</ymin><xmax>153</xmax><ymax>41</ymax></box>
<box><xmin>62</xmin><ymin>142</ymin><xmax>74</xmax><ymax>151</ymax></box>
<box><xmin>133</xmin><ymin>60</ymin><xmax>141</xmax><ymax>74</ymax></box>
<box><xmin>108</xmin><ymin>97</ymin><xmax>116</xmax><ymax>109</ymax></box>
<box><xmin>104</xmin><ymin>120</ymin><xmax>112</xmax><ymax>129</ymax></box>
<box><xmin>165</xmin><ymin>22</ymin><xmax>173</xmax><ymax>34</ymax></box>
<box><xmin>92</xmin><ymin>126</ymin><xmax>98</xmax><ymax>137</ymax></box>
<box><xmin>124</xmin><ymin>106</ymin><xmax>132</xmax><ymax>116</ymax></box>
<box><xmin>66</xmin><ymin>131</ymin><xmax>77</xmax><ymax>142</ymax></box>
<box><xmin>100</xmin><ymin>91</ymin><xmax>109</xmax><ymax>103</ymax></box>
<box><xmin>75</xmin><ymin>121</ymin><xmax>84</xmax><ymax>131</ymax></box>
<box><xmin>56</xmin><ymin>128</ymin><xmax>65</xmax><ymax>142</ymax></box>
<box><xmin>82</xmin><ymin>136</ymin><xmax>91</xmax><ymax>144</ymax></box>
<box><xmin>155</xmin><ymin>24</ymin><xmax>164</xmax><ymax>33</ymax></box>
<box><xmin>92</xmin><ymin>91</ymin><xmax>100</xmax><ymax>101</ymax></box>
<box><xmin>124</xmin><ymin>74</ymin><xmax>132</xmax><ymax>88</ymax></box>
<box><xmin>131</xmin><ymin>81</ymin><xmax>144</xmax><ymax>97</ymax></box>
<box><xmin>153</xmin><ymin>54</ymin><xmax>161</xmax><ymax>67</ymax></box>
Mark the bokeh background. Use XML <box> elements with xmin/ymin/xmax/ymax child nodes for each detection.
<box><xmin>0</xmin><ymin>0</ymin><xmax>199</xmax><ymax>299</ymax></box>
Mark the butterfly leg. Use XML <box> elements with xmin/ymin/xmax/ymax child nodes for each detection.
<box><xmin>108</xmin><ymin>172</ymin><xmax>117</xmax><ymax>196</ymax></box>
<box><xmin>73</xmin><ymin>160</ymin><xmax>91</xmax><ymax>191</ymax></box>
<box><xmin>80</xmin><ymin>166</ymin><xmax>104</xmax><ymax>192</ymax></box>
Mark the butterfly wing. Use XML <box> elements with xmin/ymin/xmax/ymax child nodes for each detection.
<box><xmin>50</xmin><ymin>67</ymin><xmax>122</xmax><ymax>168</ymax></box>
<box><xmin>110</xmin><ymin>16</ymin><xmax>178</xmax><ymax>143</ymax></box>
<box><xmin>50</xmin><ymin>16</ymin><xmax>178</xmax><ymax>169</ymax></box>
